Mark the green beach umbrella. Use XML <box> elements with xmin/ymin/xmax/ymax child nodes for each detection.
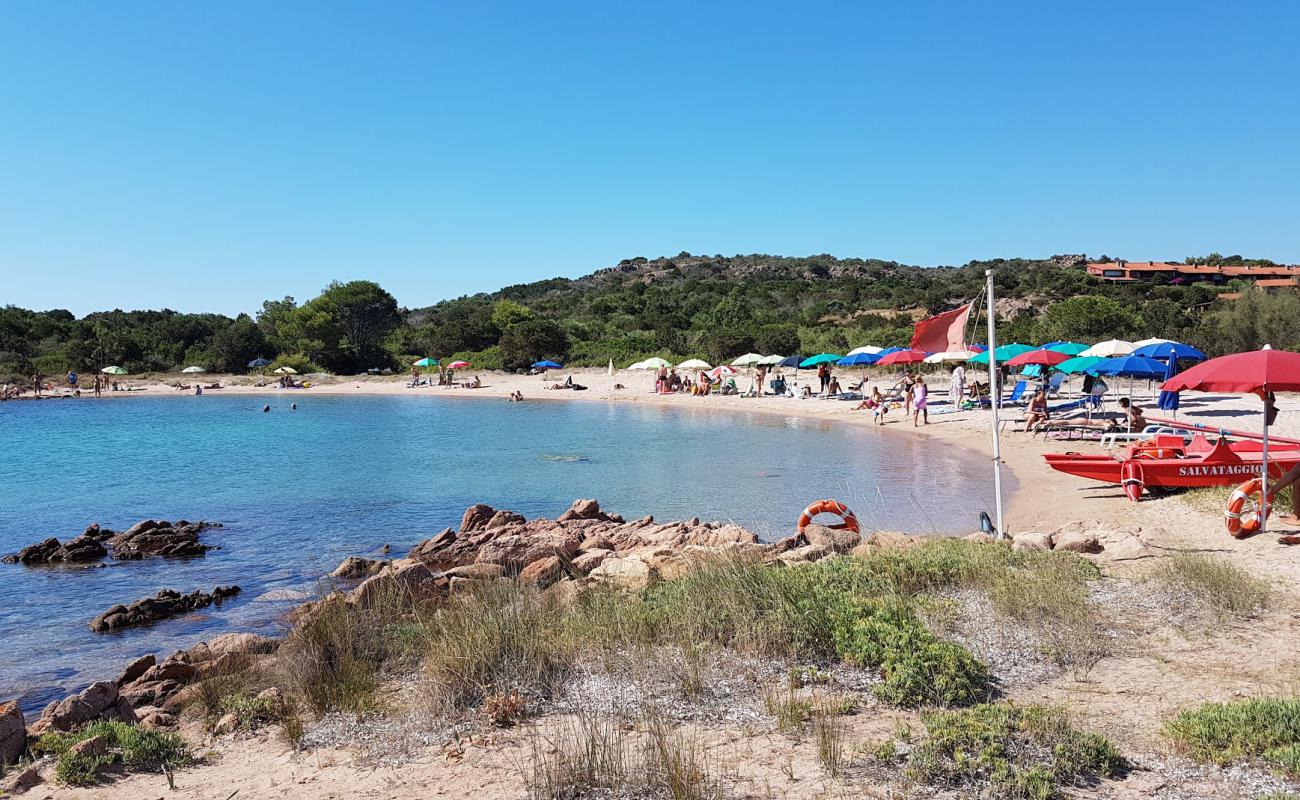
<box><xmin>101</xmin><ymin>366</ymin><xmax>128</xmax><ymax>375</ymax></box>
<box><xmin>1055</xmin><ymin>356</ymin><xmax>1104</xmax><ymax>374</ymax></box>
<box><xmin>1044</xmin><ymin>342</ymin><xmax>1090</xmax><ymax>356</ymax></box>
<box><xmin>799</xmin><ymin>353</ymin><xmax>842</xmax><ymax>368</ymax></box>
<box><xmin>413</xmin><ymin>357</ymin><xmax>438</xmax><ymax>367</ymax></box>
<box><xmin>966</xmin><ymin>344</ymin><xmax>1034</xmax><ymax>366</ymax></box>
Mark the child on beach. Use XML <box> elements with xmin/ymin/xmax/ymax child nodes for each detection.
<box><xmin>912</xmin><ymin>377</ymin><xmax>928</xmax><ymax>426</ymax></box>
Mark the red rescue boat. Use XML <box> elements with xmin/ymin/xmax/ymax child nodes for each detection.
<box><xmin>1043</xmin><ymin>426</ymin><xmax>1300</xmax><ymax>499</ymax></box>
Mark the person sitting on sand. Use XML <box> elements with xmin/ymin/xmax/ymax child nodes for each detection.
<box><xmin>828</xmin><ymin>377</ymin><xmax>841</xmax><ymax>396</ymax></box>
<box><xmin>1118</xmin><ymin>397</ymin><xmax>1146</xmax><ymax>432</ymax></box>
<box><xmin>1024</xmin><ymin>387</ymin><xmax>1049</xmax><ymax>432</ymax></box>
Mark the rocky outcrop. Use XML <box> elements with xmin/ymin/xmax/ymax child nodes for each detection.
<box><xmin>331</xmin><ymin>556</ymin><xmax>389</xmax><ymax>579</ymax></box>
<box><xmin>1009</xmin><ymin>521</ymin><xmax>1151</xmax><ymax>560</ymax></box>
<box><xmin>3</xmin><ymin>520</ymin><xmax>221</xmax><ymax>564</ymax></box>
<box><xmin>0</xmin><ymin>701</ymin><xmax>24</xmax><ymax>766</ymax></box>
<box><xmin>27</xmin><ymin>681</ymin><xmax>135</xmax><ymax>736</ymax></box>
<box><xmin>90</xmin><ymin>586</ymin><xmax>240</xmax><ymax>632</ymax></box>
<box><xmin>109</xmin><ymin>520</ymin><xmax>221</xmax><ymax>559</ymax></box>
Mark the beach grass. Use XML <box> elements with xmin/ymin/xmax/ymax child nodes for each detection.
<box><xmin>908</xmin><ymin>703</ymin><xmax>1126</xmax><ymax>799</ymax></box>
<box><xmin>1150</xmin><ymin>553</ymin><xmax>1271</xmax><ymax>620</ymax></box>
<box><xmin>1164</xmin><ymin>696</ymin><xmax>1300</xmax><ymax>775</ymax></box>
<box><xmin>988</xmin><ymin>556</ymin><xmax>1111</xmax><ymax>678</ymax></box>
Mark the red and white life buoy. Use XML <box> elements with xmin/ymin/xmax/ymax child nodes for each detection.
<box><xmin>1225</xmin><ymin>478</ymin><xmax>1269</xmax><ymax>538</ymax></box>
<box><xmin>797</xmin><ymin>499</ymin><xmax>861</xmax><ymax>535</ymax></box>
<box><xmin>1120</xmin><ymin>460</ymin><xmax>1145</xmax><ymax>502</ymax></box>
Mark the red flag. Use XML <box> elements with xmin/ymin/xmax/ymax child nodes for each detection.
<box><xmin>911</xmin><ymin>303</ymin><xmax>972</xmax><ymax>354</ymax></box>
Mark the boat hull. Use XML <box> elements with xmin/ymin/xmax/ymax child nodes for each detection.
<box><xmin>1043</xmin><ymin>444</ymin><xmax>1300</xmax><ymax>488</ymax></box>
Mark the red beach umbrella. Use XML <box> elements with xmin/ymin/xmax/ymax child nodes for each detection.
<box><xmin>876</xmin><ymin>349</ymin><xmax>928</xmax><ymax>366</ymax></box>
<box><xmin>1161</xmin><ymin>346</ymin><xmax>1300</xmax><ymax>534</ymax></box>
<box><xmin>1006</xmin><ymin>349</ymin><xmax>1071</xmax><ymax>368</ymax></box>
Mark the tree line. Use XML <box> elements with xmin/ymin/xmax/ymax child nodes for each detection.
<box><xmin>2</xmin><ymin>253</ymin><xmax>1295</xmax><ymax>379</ymax></box>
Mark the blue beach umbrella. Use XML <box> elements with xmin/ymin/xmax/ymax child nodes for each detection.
<box><xmin>836</xmin><ymin>353</ymin><xmax>879</xmax><ymax>367</ymax></box>
<box><xmin>777</xmin><ymin>355</ymin><xmax>805</xmax><ymax>368</ymax></box>
<box><xmin>247</xmin><ymin>358</ymin><xmax>271</xmax><ymax>368</ymax></box>
<box><xmin>532</xmin><ymin>360</ymin><xmax>564</xmax><ymax>370</ymax></box>
<box><xmin>1131</xmin><ymin>341</ymin><xmax>1207</xmax><ymax>361</ymax></box>
<box><xmin>1085</xmin><ymin>355</ymin><xmax>1169</xmax><ymax>379</ymax></box>
<box><xmin>799</xmin><ymin>353</ymin><xmax>843</xmax><ymax>368</ymax></box>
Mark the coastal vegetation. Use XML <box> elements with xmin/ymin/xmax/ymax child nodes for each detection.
<box><xmin>1165</xmin><ymin>697</ymin><xmax>1300</xmax><ymax>777</ymax></box>
<box><xmin>30</xmin><ymin>719</ymin><xmax>190</xmax><ymax>787</ymax></box>
<box><xmin>3</xmin><ymin>252</ymin><xmax>1296</xmax><ymax>379</ymax></box>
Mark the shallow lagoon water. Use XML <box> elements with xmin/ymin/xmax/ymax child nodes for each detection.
<box><xmin>0</xmin><ymin>394</ymin><xmax>1006</xmax><ymax>713</ymax></box>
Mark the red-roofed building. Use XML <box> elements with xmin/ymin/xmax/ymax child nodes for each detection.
<box><xmin>1087</xmin><ymin>260</ymin><xmax>1300</xmax><ymax>285</ymax></box>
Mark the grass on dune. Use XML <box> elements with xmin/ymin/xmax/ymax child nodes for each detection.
<box><xmin>32</xmin><ymin>719</ymin><xmax>191</xmax><ymax>787</ymax></box>
<box><xmin>1165</xmin><ymin>697</ymin><xmax>1300</xmax><ymax>775</ymax></box>
<box><xmin>280</xmin><ymin>540</ymin><xmax>1101</xmax><ymax>717</ymax></box>
<box><xmin>1149</xmin><ymin>552</ymin><xmax>1271</xmax><ymax>620</ymax></box>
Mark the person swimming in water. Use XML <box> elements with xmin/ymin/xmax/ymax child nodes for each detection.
<box><xmin>262</xmin><ymin>404</ymin><xmax>270</xmax><ymax>413</ymax></box>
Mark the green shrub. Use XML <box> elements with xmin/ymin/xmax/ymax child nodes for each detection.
<box><xmin>909</xmin><ymin>703</ymin><xmax>1126</xmax><ymax>799</ymax></box>
<box><xmin>1165</xmin><ymin>697</ymin><xmax>1300</xmax><ymax>774</ymax></box>
<box><xmin>35</xmin><ymin>719</ymin><xmax>191</xmax><ymax>786</ymax></box>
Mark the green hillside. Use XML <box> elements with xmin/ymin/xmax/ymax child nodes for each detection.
<box><xmin>2</xmin><ymin>253</ymin><xmax>1294</xmax><ymax>378</ymax></box>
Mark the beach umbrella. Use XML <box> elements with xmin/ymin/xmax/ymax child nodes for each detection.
<box><xmin>1133</xmin><ymin>338</ymin><xmax>1175</xmax><ymax>348</ymax></box>
<box><xmin>1044</xmin><ymin>342</ymin><xmax>1090</xmax><ymax>356</ymax></box>
<box><xmin>638</xmin><ymin>357</ymin><xmax>671</xmax><ymax>370</ymax></box>
<box><xmin>413</xmin><ymin>357</ymin><xmax>438</xmax><ymax>368</ymax></box>
<box><xmin>837</xmin><ymin>353</ymin><xmax>879</xmax><ymax>367</ymax></box>
<box><xmin>532</xmin><ymin>360</ymin><xmax>563</xmax><ymax>370</ymax></box>
<box><xmin>273</xmin><ymin>366</ymin><xmax>297</xmax><ymax>374</ymax></box>
<box><xmin>677</xmin><ymin>359</ymin><xmax>712</xmax><ymax>370</ymax></box>
<box><xmin>709</xmin><ymin>365</ymin><xmax>738</xmax><ymax>379</ymax></box>
<box><xmin>1162</xmin><ymin>346</ymin><xmax>1300</xmax><ymax>532</ymax></box>
<box><xmin>1007</xmin><ymin>349</ymin><xmax>1071</xmax><ymax>368</ymax></box>
<box><xmin>627</xmin><ymin>359</ymin><xmax>647</xmax><ymax>370</ymax></box>
<box><xmin>181</xmin><ymin>366</ymin><xmax>206</xmax><ymax>374</ymax></box>
<box><xmin>1131</xmin><ymin>341</ymin><xmax>1207</xmax><ymax>361</ymax></box>
<box><xmin>847</xmin><ymin>345</ymin><xmax>884</xmax><ymax>357</ymax></box>
<box><xmin>1156</xmin><ymin>346</ymin><xmax>1181</xmax><ymax>412</ymax></box>
<box><xmin>799</xmin><ymin>353</ymin><xmax>842</xmax><ymax>368</ymax></box>
<box><xmin>1079</xmin><ymin>340</ymin><xmax>1134</xmax><ymax>358</ymax></box>
<box><xmin>757</xmin><ymin>354</ymin><xmax>786</xmax><ymax>366</ymax></box>
<box><xmin>247</xmin><ymin>358</ymin><xmax>272</xmax><ymax>368</ymax></box>
<box><xmin>968</xmin><ymin>343</ymin><xmax>988</xmax><ymax>353</ymax></box>
<box><xmin>1085</xmin><ymin>355</ymin><xmax>1169</xmax><ymax>379</ymax></box>
<box><xmin>967</xmin><ymin>343</ymin><xmax>1034</xmax><ymax>365</ymax></box>
<box><xmin>876</xmin><ymin>349</ymin><xmax>929</xmax><ymax>366</ymax></box>
<box><xmin>1055</xmin><ymin>356</ymin><xmax>1104</xmax><ymax>375</ymax></box>
<box><xmin>777</xmin><ymin>355</ymin><xmax>805</xmax><ymax>368</ymax></box>
<box><xmin>448</xmin><ymin>360</ymin><xmax>471</xmax><ymax>369</ymax></box>
<box><xmin>730</xmin><ymin>353</ymin><xmax>764</xmax><ymax>367</ymax></box>
<box><xmin>923</xmin><ymin>350</ymin><xmax>979</xmax><ymax>364</ymax></box>
<box><xmin>101</xmin><ymin>366</ymin><xmax>128</xmax><ymax>375</ymax></box>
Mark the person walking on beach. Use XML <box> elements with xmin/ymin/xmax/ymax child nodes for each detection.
<box><xmin>951</xmin><ymin>363</ymin><xmax>966</xmax><ymax>406</ymax></box>
<box><xmin>755</xmin><ymin>365</ymin><xmax>767</xmax><ymax>396</ymax></box>
<box><xmin>912</xmin><ymin>376</ymin><xmax>929</xmax><ymax>426</ymax></box>
<box><xmin>901</xmin><ymin>372</ymin><xmax>914</xmax><ymax>416</ymax></box>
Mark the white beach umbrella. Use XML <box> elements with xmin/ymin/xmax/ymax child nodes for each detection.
<box><xmin>730</xmin><ymin>353</ymin><xmax>764</xmax><ymax>367</ymax></box>
<box><xmin>756</xmin><ymin>354</ymin><xmax>785</xmax><ymax>366</ymax></box>
<box><xmin>273</xmin><ymin>366</ymin><xmax>298</xmax><ymax>374</ymax></box>
<box><xmin>627</xmin><ymin>359</ymin><xmax>646</xmax><ymax>370</ymax></box>
<box><xmin>181</xmin><ymin>366</ymin><xmax>206</xmax><ymax>374</ymax></box>
<box><xmin>923</xmin><ymin>350</ymin><xmax>978</xmax><ymax>364</ymax></box>
<box><xmin>633</xmin><ymin>357</ymin><xmax>671</xmax><ymax>370</ymax></box>
<box><xmin>1132</xmin><ymin>337</ymin><xmax>1174</xmax><ymax>348</ymax></box>
<box><xmin>677</xmin><ymin>359</ymin><xmax>713</xmax><ymax>370</ymax></box>
<box><xmin>847</xmin><ymin>345</ymin><xmax>884</xmax><ymax>356</ymax></box>
<box><xmin>1080</xmin><ymin>339</ymin><xmax>1135</xmax><ymax>358</ymax></box>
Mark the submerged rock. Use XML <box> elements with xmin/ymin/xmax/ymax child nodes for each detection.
<box><xmin>89</xmin><ymin>585</ymin><xmax>241</xmax><ymax>632</ymax></box>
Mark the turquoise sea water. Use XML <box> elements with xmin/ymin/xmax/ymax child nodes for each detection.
<box><xmin>0</xmin><ymin>394</ymin><xmax>1005</xmax><ymax>713</ymax></box>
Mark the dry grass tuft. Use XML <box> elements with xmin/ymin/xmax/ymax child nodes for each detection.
<box><xmin>1149</xmin><ymin>553</ymin><xmax>1270</xmax><ymax>620</ymax></box>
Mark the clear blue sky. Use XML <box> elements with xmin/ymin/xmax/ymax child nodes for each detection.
<box><xmin>3</xmin><ymin>1</ymin><xmax>1298</xmax><ymax>316</ymax></box>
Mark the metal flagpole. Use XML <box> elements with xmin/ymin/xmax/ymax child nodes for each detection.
<box><xmin>986</xmin><ymin>269</ymin><xmax>1005</xmax><ymax>538</ymax></box>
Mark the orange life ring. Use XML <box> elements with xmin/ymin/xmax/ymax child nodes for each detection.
<box><xmin>797</xmin><ymin>499</ymin><xmax>860</xmax><ymax>535</ymax></box>
<box><xmin>1120</xmin><ymin>460</ymin><xmax>1145</xmax><ymax>502</ymax></box>
<box><xmin>1225</xmin><ymin>478</ymin><xmax>1269</xmax><ymax>539</ymax></box>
